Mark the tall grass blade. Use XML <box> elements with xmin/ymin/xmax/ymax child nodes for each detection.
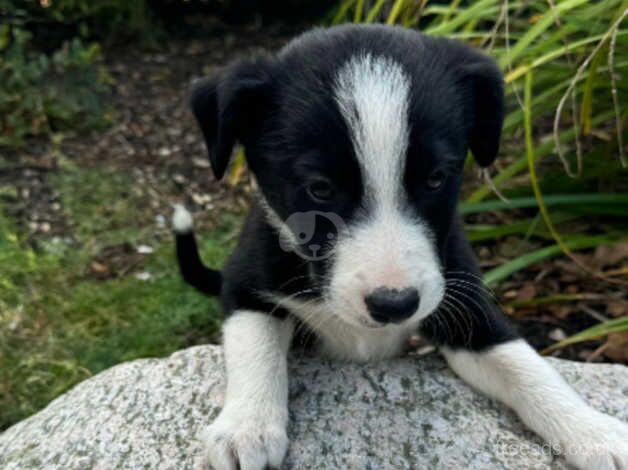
<box><xmin>365</xmin><ymin>0</ymin><xmax>388</xmax><ymax>22</ymax></box>
<box><xmin>542</xmin><ymin>316</ymin><xmax>628</xmax><ymax>354</ymax></box>
<box><xmin>483</xmin><ymin>235</ymin><xmax>614</xmax><ymax>286</ymax></box>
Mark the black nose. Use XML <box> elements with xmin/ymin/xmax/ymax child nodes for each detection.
<box><xmin>364</xmin><ymin>287</ymin><xmax>420</xmax><ymax>323</ymax></box>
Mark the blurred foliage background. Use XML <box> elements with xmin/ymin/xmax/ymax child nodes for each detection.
<box><xmin>0</xmin><ymin>0</ymin><xmax>627</xmax><ymax>430</ymax></box>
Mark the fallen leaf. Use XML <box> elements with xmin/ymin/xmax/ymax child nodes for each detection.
<box><xmin>559</xmin><ymin>273</ymin><xmax>580</xmax><ymax>283</ymax></box>
<box><xmin>529</xmin><ymin>14</ymin><xmax>543</xmax><ymax>24</ymax></box>
<box><xmin>90</xmin><ymin>261</ymin><xmax>109</xmax><ymax>274</ymax></box>
<box><xmin>499</xmin><ymin>237</ymin><xmax>534</xmax><ymax>258</ymax></box>
<box><xmin>555</xmin><ymin>260</ymin><xmax>584</xmax><ymax>276</ymax></box>
<box><xmin>548</xmin><ymin>328</ymin><xmax>567</xmax><ymax>342</ymax></box>
<box><xmin>593</xmin><ymin>243</ymin><xmax>628</xmax><ymax>268</ymax></box>
<box><xmin>135</xmin><ymin>271</ymin><xmax>152</xmax><ymax>281</ymax></box>
<box><xmin>157</xmin><ymin>147</ymin><xmax>172</xmax><ymax>157</ymax></box>
<box><xmin>606</xmin><ymin>300</ymin><xmax>627</xmax><ymax>317</ymax></box>
<box><xmin>516</xmin><ymin>283</ymin><xmax>536</xmax><ymax>301</ymax></box>
<box><xmin>172</xmin><ymin>173</ymin><xmax>186</xmax><ymax>185</ymax></box>
<box><xmin>547</xmin><ymin>304</ymin><xmax>572</xmax><ymax>319</ymax></box>
<box><xmin>565</xmin><ymin>285</ymin><xmax>579</xmax><ymax>294</ymax></box>
<box><xmin>503</xmin><ymin>289</ymin><xmax>518</xmax><ymax>299</ymax></box>
<box><xmin>602</xmin><ymin>333</ymin><xmax>628</xmax><ymax>363</ymax></box>
<box><xmin>192</xmin><ymin>157</ymin><xmax>210</xmax><ymax>169</ymax></box>
<box><xmin>137</xmin><ymin>244</ymin><xmax>154</xmax><ymax>254</ymax></box>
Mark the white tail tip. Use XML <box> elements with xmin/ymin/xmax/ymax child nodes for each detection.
<box><xmin>172</xmin><ymin>204</ymin><xmax>193</xmax><ymax>233</ymax></box>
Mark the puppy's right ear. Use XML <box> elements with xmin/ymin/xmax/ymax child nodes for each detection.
<box><xmin>458</xmin><ymin>54</ymin><xmax>504</xmax><ymax>168</ymax></box>
<box><xmin>190</xmin><ymin>58</ymin><xmax>274</xmax><ymax>180</ymax></box>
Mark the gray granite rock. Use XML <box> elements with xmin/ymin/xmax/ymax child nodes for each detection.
<box><xmin>1</xmin><ymin>345</ymin><xmax>627</xmax><ymax>469</ymax></box>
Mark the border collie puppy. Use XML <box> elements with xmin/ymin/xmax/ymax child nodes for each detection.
<box><xmin>173</xmin><ymin>24</ymin><xmax>628</xmax><ymax>470</ymax></box>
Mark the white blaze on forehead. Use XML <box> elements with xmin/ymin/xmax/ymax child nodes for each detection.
<box><xmin>325</xmin><ymin>53</ymin><xmax>444</xmax><ymax>331</ymax></box>
<box><xmin>334</xmin><ymin>54</ymin><xmax>411</xmax><ymax>209</ymax></box>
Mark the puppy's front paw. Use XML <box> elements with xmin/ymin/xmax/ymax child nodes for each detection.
<box><xmin>560</xmin><ymin>411</ymin><xmax>628</xmax><ymax>470</ymax></box>
<box><xmin>200</xmin><ymin>405</ymin><xmax>288</xmax><ymax>470</ymax></box>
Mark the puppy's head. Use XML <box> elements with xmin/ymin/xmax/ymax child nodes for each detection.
<box><xmin>191</xmin><ymin>25</ymin><xmax>503</xmax><ymax>329</ymax></box>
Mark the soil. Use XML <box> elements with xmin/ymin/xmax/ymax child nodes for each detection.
<box><xmin>2</xmin><ymin>23</ymin><xmax>626</xmax><ymax>364</ymax></box>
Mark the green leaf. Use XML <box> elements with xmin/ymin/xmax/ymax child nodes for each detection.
<box><xmin>460</xmin><ymin>193</ymin><xmax>628</xmax><ymax>215</ymax></box>
<box><xmin>483</xmin><ymin>235</ymin><xmax>615</xmax><ymax>286</ymax></box>
<box><xmin>543</xmin><ymin>316</ymin><xmax>628</xmax><ymax>353</ymax></box>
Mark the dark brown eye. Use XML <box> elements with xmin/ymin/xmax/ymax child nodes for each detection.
<box><xmin>307</xmin><ymin>179</ymin><xmax>334</xmax><ymax>202</ymax></box>
<box><xmin>426</xmin><ymin>170</ymin><xmax>446</xmax><ymax>190</ymax></box>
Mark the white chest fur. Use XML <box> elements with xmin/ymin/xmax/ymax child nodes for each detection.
<box><xmin>275</xmin><ymin>296</ymin><xmax>418</xmax><ymax>362</ymax></box>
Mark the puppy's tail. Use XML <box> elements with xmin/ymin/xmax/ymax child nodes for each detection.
<box><xmin>172</xmin><ymin>204</ymin><xmax>222</xmax><ymax>296</ymax></box>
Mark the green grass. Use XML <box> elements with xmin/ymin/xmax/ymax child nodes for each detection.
<box><xmin>49</xmin><ymin>163</ymin><xmax>150</xmax><ymax>244</ymax></box>
<box><xmin>0</xmin><ymin>165</ymin><xmax>239</xmax><ymax>429</ymax></box>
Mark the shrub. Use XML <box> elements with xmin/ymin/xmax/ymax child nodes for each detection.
<box><xmin>0</xmin><ymin>2</ymin><xmax>112</xmax><ymax>149</ymax></box>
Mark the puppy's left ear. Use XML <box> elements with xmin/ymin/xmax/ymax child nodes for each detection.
<box><xmin>460</xmin><ymin>55</ymin><xmax>504</xmax><ymax>167</ymax></box>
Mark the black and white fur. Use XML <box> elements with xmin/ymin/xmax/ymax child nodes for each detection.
<box><xmin>174</xmin><ymin>25</ymin><xmax>628</xmax><ymax>470</ymax></box>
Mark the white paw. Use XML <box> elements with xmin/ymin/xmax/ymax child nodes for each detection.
<box><xmin>559</xmin><ymin>411</ymin><xmax>628</xmax><ymax>470</ymax></box>
<box><xmin>199</xmin><ymin>405</ymin><xmax>289</xmax><ymax>470</ymax></box>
